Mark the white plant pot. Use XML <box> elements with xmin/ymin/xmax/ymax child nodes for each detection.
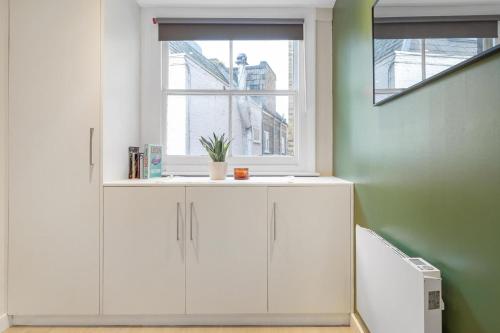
<box><xmin>208</xmin><ymin>162</ymin><xmax>228</xmax><ymax>180</ymax></box>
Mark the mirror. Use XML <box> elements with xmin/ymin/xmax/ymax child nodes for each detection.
<box><xmin>373</xmin><ymin>0</ymin><xmax>500</xmax><ymax>104</ymax></box>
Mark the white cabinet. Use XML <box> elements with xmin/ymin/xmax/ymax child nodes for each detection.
<box><xmin>186</xmin><ymin>187</ymin><xmax>268</xmax><ymax>314</ymax></box>
<box><xmin>102</xmin><ymin>180</ymin><xmax>352</xmax><ymax>321</ymax></box>
<box><xmin>268</xmin><ymin>186</ymin><xmax>351</xmax><ymax>314</ymax></box>
<box><xmin>103</xmin><ymin>187</ymin><xmax>186</xmax><ymax>315</ymax></box>
<box><xmin>103</xmin><ymin>186</ymin><xmax>269</xmax><ymax>316</ymax></box>
<box><xmin>8</xmin><ymin>0</ymin><xmax>101</xmax><ymax>315</ymax></box>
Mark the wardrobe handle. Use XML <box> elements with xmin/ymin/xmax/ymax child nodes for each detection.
<box><xmin>89</xmin><ymin>128</ymin><xmax>95</xmax><ymax>167</ymax></box>
<box><xmin>190</xmin><ymin>202</ymin><xmax>194</xmax><ymax>241</ymax></box>
<box><xmin>273</xmin><ymin>202</ymin><xmax>277</xmax><ymax>241</ymax></box>
<box><xmin>176</xmin><ymin>202</ymin><xmax>180</xmax><ymax>241</ymax></box>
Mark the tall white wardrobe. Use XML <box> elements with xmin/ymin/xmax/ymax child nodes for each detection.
<box><xmin>8</xmin><ymin>0</ymin><xmax>101</xmax><ymax>315</ymax></box>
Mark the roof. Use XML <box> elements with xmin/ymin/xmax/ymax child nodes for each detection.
<box><xmin>246</xmin><ymin>61</ymin><xmax>276</xmax><ymax>79</ymax></box>
<box><xmin>169</xmin><ymin>41</ymin><xmax>233</xmax><ymax>85</ymax></box>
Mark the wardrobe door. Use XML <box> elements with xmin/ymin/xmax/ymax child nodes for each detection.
<box><xmin>8</xmin><ymin>0</ymin><xmax>100</xmax><ymax>315</ymax></box>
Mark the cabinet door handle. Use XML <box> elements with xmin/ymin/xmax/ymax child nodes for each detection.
<box><xmin>190</xmin><ymin>202</ymin><xmax>194</xmax><ymax>241</ymax></box>
<box><xmin>176</xmin><ymin>202</ymin><xmax>180</xmax><ymax>241</ymax></box>
<box><xmin>273</xmin><ymin>202</ymin><xmax>277</xmax><ymax>241</ymax></box>
<box><xmin>89</xmin><ymin>128</ymin><xmax>95</xmax><ymax>167</ymax></box>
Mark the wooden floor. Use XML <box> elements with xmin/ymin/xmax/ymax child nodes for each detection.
<box><xmin>6</xmin><ymin>327</ymin><xmax>354</xmax><ymax>333</ymax></box>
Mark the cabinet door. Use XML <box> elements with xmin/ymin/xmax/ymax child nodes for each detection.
<box><xmin>268</xmin><ymin>186</ymin><xmax>351</xmax><ymax>314</ymax></box>
<box><xmin>103</xmin><ymin>187</ymin><xmax>186</xmax><ymax>315</ymax></box>
<box><xmin>8</xmin><ymin>0</ymin><xmax>100</xmax><ymax>315</ymax></box>
<box><xmin>186</xmin><ymin>187</ymin><xmax>267</xmax><ymax>314</ymax></box>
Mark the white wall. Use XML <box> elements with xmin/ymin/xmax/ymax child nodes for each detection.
<box><xmin>315</xmin><ymin>8</ymin><xmax>333</xmax><ymax>176</ymax></box>
<box><xmin>0</xmin><ymin>0</ymin><xmax>8</xmax><ymax>320</ymax></box>
<box><xmin>103</xmin><ymin>0</ymin><xmax>141</xmax><ymax>181</ymax></box>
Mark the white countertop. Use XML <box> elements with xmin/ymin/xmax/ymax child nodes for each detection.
<box><xmin>104</xmin><ymin>176</ymin><xmax>352</xmax><ymax>187</ymax></box>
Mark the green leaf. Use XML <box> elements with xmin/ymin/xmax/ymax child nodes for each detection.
<box><xmin>199</xmin><ymin>132</ymin><xmax>232</xmax><ymax>162</ymax></box>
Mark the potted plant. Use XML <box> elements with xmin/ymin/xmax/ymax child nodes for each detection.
<box><xmin>199</xmin><ymin>133</ymin><xmax>232</xmax><ymax>180</ymax></box>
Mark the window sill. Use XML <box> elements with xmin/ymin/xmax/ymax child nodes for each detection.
<box><xmin>104</xmin><ymin>175</ymin><xmax>350</xmax><ymax>187</ymax></box>
<box><xmin>162</xmin><ymin>171</ymin><xmax>321</xmax><ymax>177</ymax></box>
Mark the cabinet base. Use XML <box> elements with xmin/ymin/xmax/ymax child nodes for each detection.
<box><xmin>11</xmin><ymin>314</ymin><xmax>350</xmax><ymax>326</ymax></box>
<box><xmin>0</xmin><ymin>314</ymin><xmax>10</xmax><ymax>332</ymax></box>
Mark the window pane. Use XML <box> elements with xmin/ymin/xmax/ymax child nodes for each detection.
<box><xmin>166</xmin><ymin>95</ymin><xmax>229</xmax><ymax>155</ymax></box>
<box><xmin>166</xmin><ymin>41</ymin><xmax>231</xmax><ymax>90</ymax></box>
<box><xmin>374</xmin><ymin>39</ymin><xmax>423</xmax><ymax>90</ymax></box>
<box><xmin>425</xmin><ymin>38</ymin><xmax>497</xmax><ymax>79</ymax></box>
<box><xmin>231</xmin><ymin>95</ymin><xmax>294</xmax><ymax>156</ymax></box>
<box><xmin>232</xmin><ymin>40</ymin><xmax>296</xmax><ymax>90</ymax></box>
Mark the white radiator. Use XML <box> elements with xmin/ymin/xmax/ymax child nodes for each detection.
<box><xmin>356</xmin><ymin>226</ymin><xmax>444</xmax><ymax>333</ymax></box>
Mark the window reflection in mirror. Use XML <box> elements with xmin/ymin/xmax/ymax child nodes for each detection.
<box><xmin>373</xmin><ymin>0</ymin><xmax>500</xmax><ymax>104</ymax></box>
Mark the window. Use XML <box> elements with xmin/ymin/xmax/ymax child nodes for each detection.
<box><xmin>374</xmin><ymin>37</ymin><xmax>499</xmax><ymax>102</ymax></box>
<box><xmin>373</xmin><ymin>15</ymin><xmax>500</xmax><ymax>103</ymax></box>
<box><xmin>163</xmin><ymin>40</ymin><xmax>298</xmax><ymax>158</ymax></box>
<box><xmin>143</xmin><ymin>10</ymin><xmax>316</xmax><ymax>174</ymax></box>
<box><xmin>252</xmin><ymin>126</ymin><xmax>261</xmax><ymax>144</ymax></box>
<box><xmin>263</xmin><ymin>131</ymin><xmax>270</xmax><ymax>154</ymax></box>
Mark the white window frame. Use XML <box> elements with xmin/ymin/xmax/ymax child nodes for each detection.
<box><xmin>280</xmin><ymin>135</ymin><xmax>286</xmax><ymax>155</ymax></box>
<box><xmin>141</xmin><ymin>7</ymin><xmax>317</xmax><ymax>175</ymax></box>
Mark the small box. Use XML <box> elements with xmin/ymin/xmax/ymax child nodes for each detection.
<box><xmin>144</xmin><ymin>144</ymin><xmax>162</xmax><ymax>178</ymax></box>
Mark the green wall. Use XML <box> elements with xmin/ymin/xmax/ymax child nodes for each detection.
<box><xmin>332</xmin><ymin>1</ymin><xmax>500</xmax><ymax>332</ymax></box>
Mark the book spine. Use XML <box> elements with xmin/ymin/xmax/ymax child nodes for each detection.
<box><xmin>139</xmin><ymin>153</ymin><xmax>144</xmax><ymax>179</ymax></box>
<box><xmin>134</xmin><ymin>152</ymin><xmax>140</xmax><ymax>178</ymax></box>
<box><xmin>132</xmin><ymin>152</ymin><xmax>137</xmax><ymax>179</ymax></box>
<box><xmin>144</xmin><ymin>145</ymin><xmax>149</xmax><ymax>179</ymax></box>
<box><xmin>129</xmin><ymin>147</ymin><xmax>141</xmax><ymax>179</ymax></box>
<box><xmin>128</xmin><ymin>151</ymin><xmax>133</xmax><ymax>179</ymax></box>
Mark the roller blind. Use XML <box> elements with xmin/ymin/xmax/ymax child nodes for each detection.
<box><xmin>374</xmin><ymin>16</ymin><xmax>500</xmax><ymax>39</ymax></box>
<box><xmin>157</xmin><ymin>18</ymin><xmax>304</xmax><ymax>41</ymax></box>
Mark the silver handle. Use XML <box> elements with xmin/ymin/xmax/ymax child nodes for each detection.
<box><xmin>89</xmin><ymin>128</ymin><xmax>95</xmax><ymax>167</ymax></box>
<box><xmin>273</xmin><ymin>202</ymin><xmax>277</xmax><ymax>241</ymax></box>
<box><xmin>190</xmin><ymin>202</ymin><xmax>194</xmax><ymax>241</ymax></box>
<box><xmin>176</xmin><ymin>202</ymin><xmax>180</xmax><ymax>241</ymax></box>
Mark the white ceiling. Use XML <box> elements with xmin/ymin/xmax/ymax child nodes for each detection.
<box><xmin>378</xmin><ymin>0</ymin><xmax>500</xmax><ymax>6</ymax></box>
<box><xmin>137</xmin><ymin>0</ymin><xmax>335</xmax><ymax>7</ymax></box>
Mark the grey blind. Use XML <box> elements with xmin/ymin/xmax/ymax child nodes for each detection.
<box><xmin>374</xmin><ymin>16</ymin><xmax>500</xmax><ymax>39</ymax></box>
<box><xmin>157</xmin><ymin>18</ymin><xmax>304</xmax><ymax>41</ymax></box>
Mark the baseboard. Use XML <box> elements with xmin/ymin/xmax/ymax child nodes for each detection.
<box><xmin>11</xmin><ymin>313</ymin><xmax>350</xmax><ymax>327</ymax></box>
<box><xmin>0</xmin><ymin>314</ymin><xmax>10</xmax><ymax>332</ymax></box>
<box><xmin>351</xmin><ymin>313</ymin><xmax>369</xmax><ymax>333</ymax></box>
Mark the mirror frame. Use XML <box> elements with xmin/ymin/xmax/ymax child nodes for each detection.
<box><xmin>372</xmin><ymin>0</ymin><xmax>500</xmax><ymax>106</ymax></box>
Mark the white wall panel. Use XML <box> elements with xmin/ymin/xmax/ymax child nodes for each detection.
<box><xmin>103</xmin><ymin>0</ymin><xmax>141</xmax><ymax>181</ymax></box>
<box><xmin>0</xmin><ymin>0</ymin><xmax>8</xmax><ymax>317</ymax></box>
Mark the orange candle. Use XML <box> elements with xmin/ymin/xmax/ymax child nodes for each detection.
<box><xmin>234</xmin><ymin>168</ymin><xmax>249</xmax><ymax>180</ymax></box>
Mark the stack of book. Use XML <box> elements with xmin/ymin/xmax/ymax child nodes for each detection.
<box><xmin>128</xmin><ymin>144</ymin><xmax>162</xmax><ymax>179</ymax></box>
